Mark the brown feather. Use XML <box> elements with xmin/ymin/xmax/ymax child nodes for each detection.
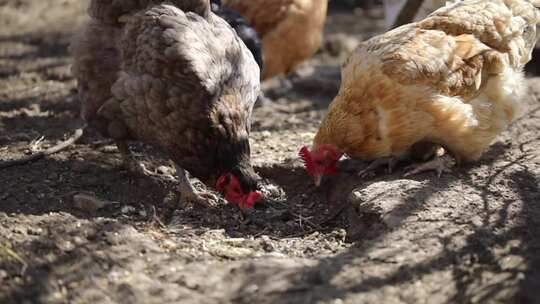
<box><xmin>88</xmin><ymin>0</ymin><xmax>211</xmax><ymax>25</ymax></box>
<box><xmin>72</xmin><ymin>4</ymin><xmax>260</xmax><ymax>190</ymax></box>
<box><xmin>223</xmin><ymin>0</ymin><xmax>328</xmax><ymax>79</ymax></box>
<box><xmin>314</xmin><ymin>0</ymin><xmax>539</xmax><ymax>163</ymax></box>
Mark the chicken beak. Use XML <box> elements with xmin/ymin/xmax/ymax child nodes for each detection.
<box><xmin>313</xmin><ymin>174</ymin><xmax>323</xmax><ymax>187</ymax></box>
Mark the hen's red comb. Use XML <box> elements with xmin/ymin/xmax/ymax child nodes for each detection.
<box><xmin>299</xmin><ymin>146</ymin><xmax>314</xmax><ymax>174</ymax></box>
<box><xmin>239</xmin><ymin>191</ymin><xmax>263</xmax><ymax>210</ymax></box>
<box><xmin>216</xmin><ymin>173</ymin><xmax>241</xmax><ymax>193</ymax></box>
<box><xmin>319</xmin><ymin>144</ymin><xmax>343</xmax><ymax>161</ymax></box>
<box><xmin>215</xmin><ymin>173</ymin><xmax>232</xmax><ymax>192</ymax></box>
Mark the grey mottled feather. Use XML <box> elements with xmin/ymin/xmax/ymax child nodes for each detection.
<box><xmin>89</xmin><ymin>0</ymin><xmax>211</xmax><ymax>25</ymax></box>
<box><xmin>70</xmin><ymin>20</ymin><xmax>122</xmax><ymax>136</ymax></box>
<box><xmin>72</xmin><ymin>4</ymin><xmax>260</xmax><ymax>189</ymax></box>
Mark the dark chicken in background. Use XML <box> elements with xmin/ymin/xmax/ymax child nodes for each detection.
<box><xmin>71</xmin><ymin>0</ymin><xmax>263</xmax><ymax>208</ymax></box>
<box><xmin>210</xmin><ymin>0</ymin><xmax>264</xmax><ymax>71</ymax></box>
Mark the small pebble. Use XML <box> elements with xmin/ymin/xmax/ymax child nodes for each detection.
<box><xmin>11</xmin><ymin>227</ymin><xmax>26</xmax><ymax>235</ymax></box>
<box><xmin>156</xmin><ymin>165</ymin><xmax>173</xmax><ymax>175</ymax></box>
<box><xmin>121</xmin><ymin>205</ymin><xmax>137</xmax><ymax>214</ymax></box>
<box><xmin>73</xmin><ymin>193</ymin><xmax>116</xmax><ymax>212</ymax></box>
<box><xmin>260</xmin><ymin>131</ymin><xmax>272</xmax><ymax>138</ymax></box>
<box><xmin>27</xmin><ymin>227</ymin><xmax>43</xmax><ymax>236</ymax></box>
<box><xmin>99</xmin><ymin>145</ymin><xmax>118</xmax><ymax>153</ymax></box>
<box><xmin>259</xmin><ymin>235</ymin><xmax>275</xmax><ymax>252</ymax></box>
<box><xmin>72</xmin><ymin>236</ymin><xmax>86</xmax><ymax>246</ymax></box>
<box><xmin>57</xmin><ymin>240</ymin><xmax>75</xmax><ymax>252</ymax></box>
<box><xmin>0</xmin><ymin>270</ymin><xmax>8</xmax><ymax>281</ymax></box>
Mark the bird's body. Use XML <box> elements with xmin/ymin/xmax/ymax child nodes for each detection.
<box><xmin>88</xmin><ymin>0</ymin><xmax>212</xmax><ymax>24</ymax></box>
<box><xmin>303</xmin><ymin>0</ymin><xmax>540</xmax><ymax>183</ymax></box>
<box><xmin>223</xmin><ymin>0</ymin><xmax>328</xmax><ymax>79</ymax></box>
<box><xmin>71</xmin><ymin>2</ymin><xmax>262</xmax><ymax>207</ymax></box>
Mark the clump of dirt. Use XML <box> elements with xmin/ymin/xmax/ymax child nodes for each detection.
<box><xmin>1</xmin><ymin>1</ymin><xmax>540</xmax><ymax>303</ymax></box>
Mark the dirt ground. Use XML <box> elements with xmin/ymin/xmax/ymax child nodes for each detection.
<box><xmin>1</xmin><ymin>1</ymin><xmax>540</xmax><ymax>303</ymax></box>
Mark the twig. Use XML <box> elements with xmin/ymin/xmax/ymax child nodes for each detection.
<box><xmin>392</xmin><ymin>0</ymin><xmax>424</xmax><ymax>29</ymax></box>
<box><xmin>284</xmin><ymin>214</ymin><xmax>325</xmax><ymax>238</ymax></box>
<box><xmin>253</xmin><ymin>228</ymin><xmax>269</xmax><ymax>238</ymax></box>
<box><xmin>0</xmin><ymin>127</ymin><xmax>85</xmax><ymax>169</ymax></box>
<box><xmin>150</xmin><ymin>205</ymin><xmax>166</xmax><ymax>229</ymax></box>
<box><xmin>519</xmin><ymin>137</ymin><xmax>540</xmax><ymax>153</ymax></box>
<box><xmin>283</xmin><ymin>229</ymin><xmax>318</xmax><ymax>239</ymax></box>
<box><xmin>0</xmin><ymin>243</ymin><xmax>27</xmax><ymax>275</ymax></box>
<box><xmin>29</xmin><ymin>136</ymin><xmax>45</xmax><ymax>153</ymax></box>
<box><xmin>282</xmin><ymin>202</ymin><xmax>349</xmax><ymax>239</ymax></box>
<box><xmin>267</xmin><ymin>199</ymin><xmax>289</xmax><ymax>209</ymax></box>
<box><xmin>293</xmin><ymin>213</ymin><xmax>320</xmax><ymax>230</ymax></box>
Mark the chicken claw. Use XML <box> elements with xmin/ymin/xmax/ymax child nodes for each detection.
<box><xmin>404</xmin><ymin>154</ymin><xmax>455</xmax><ymax>178</ymax></box>
<box><xmin>115</xmin><ymin>140</ymin><xmax>154</xmax><ymax>177</ymax></box>
<box><xmin>123</xmin><ymin>158</ymin><xmax>154</xmax><ymax>177</ymax></box>
<box><xmin>175</xmin><ymin>164</ymin><xmax>218</xmax><ymax>207</ymax></box>
<box><xmin>358</xmin><ymin>156</ymin><xmax>398</xmax><ymax>177</ymax></box>
<box><xmin>180</xmin><ymin>188</ymin><xmax>219</xmax><ymax>207</ymax></box>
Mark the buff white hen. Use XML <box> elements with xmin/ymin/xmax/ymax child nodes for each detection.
<box><xmin>301</xmin><ymin>0</ymin><xmax>540</xmax><ymax>186</ymax></box>
<box><xmin>222</xmin><ymin>0</ymin><xmax>328</xmax><ymax>79</ymax></box>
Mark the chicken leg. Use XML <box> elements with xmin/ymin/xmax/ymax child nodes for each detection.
<box><xmin>174</xmin><ymin>164</ymin><xmax>219</xmax><ymax>207</ymax></box>
<box><xmin>115</xmin><ymin>140</ymin><xmax>154</xmax><ymax>177</ymax></box>
<box><xmin>357</xmin><ymin>156</ymin><xmax>399</xmax><ymax>177</ymax></box>
<box><xmin>404</xmin><ymin>148</ymin><xmax>455</xmax><ymax>178</ymax></box>
<box><xmin>116</xmin><ymin>140</ymin><xmax>217</xmax><ymax>206</ymax></box>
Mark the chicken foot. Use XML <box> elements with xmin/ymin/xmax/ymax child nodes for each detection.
<box><xmin>357</xmin><ymin>156</ymin><xmax>399</xmax><ymax>177</ymax></box>
<box><xmin>115</xmin><ymin>140</ymin><xmax>154</xmax><ymax>177</ymax></box>
<box><xmin>174</xmin><ymin>164</ymin><xmax>219</xmax><ymax>207</ymax></box>
<box><xmin>114</xmin><ymin>141</ymin><xmax>217</xmax><ymax>206</ymax></box>
<box><xmin>404</xmin><ymin>150</ymin><xmax>455</xmax><ymax>178</ymax></box>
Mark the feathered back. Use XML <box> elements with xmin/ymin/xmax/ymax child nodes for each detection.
<box><xmin>418</xmin><ymin>0</ymin><xmax>540</xmax><ymax>67</ymax></box>
<box><xmin>88</xmin><ymin>0</ymin><xmax>211</xmax><ymax>24</ymax></box>
<box><xmin>108</xmin><ymin>4</ymin><xmax>259</xmax><ymax>184</ymax></box>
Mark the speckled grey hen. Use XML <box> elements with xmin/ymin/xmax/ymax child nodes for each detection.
<box><xmin>88</xmin><ymin>0</ymin><xmax>211</xmax><ymax>24</ymax></box>
<box><xmin>70</xmin><ymin>1</ymin><xmax>262</xmax><ymax>207</ymax></box>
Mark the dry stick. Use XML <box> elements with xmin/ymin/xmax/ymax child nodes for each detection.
<box><xmin>283</xmin><ymin>205</ymin><xmax>348</xmax><ymax>239</ymax></box>
<box><xmin>392</xmin><ymin>0</ymin><xmax>425</xmax><ymax>29</ymax></box>
<box><xmin>0</xmin><ymin>127</ymin><xmax>85</xmax><ymax>169</ymax></box>
<box><xmin>150</xmin><ymin>205</ymin><xmax>166</xmax><ymax>229</ymax></box>
<box><xmin>0</xmin><ymin>243</ymin><xmax>27</xmax><ymax>275</ymax></box>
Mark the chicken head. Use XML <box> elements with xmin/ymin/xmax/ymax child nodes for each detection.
<box><xmin>216</xmin><ymin>173</ymin><xmax>262</xmax><ymax>209</ymax></box>
<box><xmin>299</xmin><ymin>145</ymin><xmax>342</xmax><ymax>187</ymax></box>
